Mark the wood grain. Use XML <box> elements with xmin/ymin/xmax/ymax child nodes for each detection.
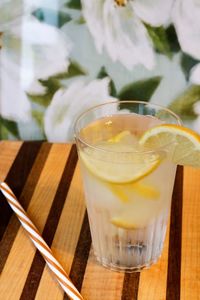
<box><xmin>81</xmin><ymin>249</ymin><xmax>124</xmax><ymax>300</ymax></box>
<box><xmin>138</xmin><ymin>226</ymin><xmax>170</xmax><ymax>300</ymax></box>
<box><xmin>0</xmin><ymin>142</ymin><xmax>51</xmax><ymax>273</ymax></box>
<box><xmin>66</xmin><ymin>211</ymin><xmax>91</xmax><ymax>300</ymax></box>
<box><xmin>0</xmin><ymin>144</ymin><xmax>71</xmax><ymax>300</ymax></box>
<box><xmin>0</xmin><ymin>142</ymin><xmax>199</xmax><ymax>300</ymax></box>
<box><xmin>0</xmin><ymin>141</ymin><xmax>22</xmax><ymax>180</ymax></box>
<box><xmin>122</xmin><ymin>273</ymin><xmax>140</xmax><ymax>300</ymax></box>
<box><xmin>20</xmin><ymin>145</ymin><xmax>77</xmax><ymax>300</ymax></box>
<box><xmin>0</xmin><ymin>141</ymin><xmax>42</xmax><ymax>241</ymax></box>
<box><xmin>166</xmin><ymin>166</ymin><xmax>183</xmax><ymax>300</ymax></box>
<box><xmin>35</xmin><ymin>163</ymin><xmax>86</xmax><ymax>300</ymax></box>
<box><xmin>181</xmin><ymin>166</ymin><xmax>200</xmax><ymax>300</ymax></box>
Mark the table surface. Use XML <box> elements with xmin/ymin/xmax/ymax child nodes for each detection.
<box><xmin>0</xmin><ymin>141</ymin><xmax>199</xmax><ymax>300</ymax></box>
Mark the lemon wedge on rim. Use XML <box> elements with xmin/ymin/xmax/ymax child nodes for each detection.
<box><xmin>139</xmin><ymin>124</ymin><xmax>200</xmax><ymax>167</ymax></box>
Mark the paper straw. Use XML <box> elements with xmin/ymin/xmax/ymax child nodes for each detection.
<box><xmin>0</xmin><ymin>182</ymin><xmax>84</xmax><ymax>300</ymax></box>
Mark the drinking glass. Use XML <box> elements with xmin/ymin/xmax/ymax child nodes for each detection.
<box><xmin>74</xmin><ymin>101</ymin><xmax>181</xmax><ymax>272</ymax></box>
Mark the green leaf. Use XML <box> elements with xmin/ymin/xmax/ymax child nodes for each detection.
<box><xmin>97</xmin><ymin>66</ymin><xmax>109</xmax><ymax>79</ymax></box>
<box><xmin>54</xmin><ymin>61</ymin><xmax>86</xmax><ymax>79</ymax></box>
<box><xmin>27</xmin><ymin>61</ymin><xmax>86</xmax><ymax>107</ymax></box>
<box><xmin>168</xmin><ymin>85</ymin><xmax>200</xmax><ymax>120</ymax></box>
<box><xmin>32</xmin><ymin>8</ymin><xmax>71</xmax><ymax>28</ymax></box>
<box><xmin>118</xmin><ymin>76</ymin><xmax>162</xmax><ymax>101</ymax></box>
<box><xmin>65</xmin><ymin>0</ymin><xmax>82</xmax><ymax>10</ymax></box>
<box><xmin>97</xmin><ymin>67</ymin><xmax>117</xmax><ymax>97</ymax></box>
<box><xmin>165</xmin><ymin>25</ymin><xmax>180</xmax><ymax>53</ymax></box>
<box><xmin>32</xmin><ymin>110</ymin><xmax>44</xmax><ymax>129</ymax></box>
<box><xmin>27</xmin><ymin>78</ymin><xmax>61</xmax><ymax>107</ymax></box>
<box><xmin>27</xmin><ymin>93</ymin><xmax>51</xmax><ymax>108</ymax></box>
<box><xmin>0</xmin><ymin>116</ymin><xmax>20</xmax><ymax>139</ymax></box>
<box><xmin>181</xmin><ymin>53</ymin><xmax>199</xmax><ymax>80</ymax></box>
<box><xmin>31</xmin><ymin>110</ymin><xmax>47</xmax><ymax>139</ymax></box>
<box><xmin>145</xmin><ymin>24</ymin><xmax>171</xmax><ymax>58</ymax></box>
<box><xmin>75</xmin><ymin>16</ymin><xmax>86</xmax><ymax>24</ymax></box>
<box><xmin>39</xmin><ymin>78</ymin><xmax>61</xmax><ymax>92</ymax></box>
<box><xmin>0</xmin><ymin>126</ymin><xmax>9</xmax><ymax>140</ymax></box>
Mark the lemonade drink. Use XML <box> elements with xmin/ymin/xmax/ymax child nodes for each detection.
<box><xmin>75</xmin><ymin>101</ymin><xmax>181</xmax><ymax>272</ymax></box>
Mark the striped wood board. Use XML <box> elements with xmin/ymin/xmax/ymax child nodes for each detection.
<box><xmin>0</xmin><ymin>141</ymin><xmax>199</xmax><ymax>300</ymax></box>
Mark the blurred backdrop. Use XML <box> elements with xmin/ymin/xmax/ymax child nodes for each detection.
<box><xmin>0</xmin><ymin>0</ymin><xmax>200</xmax><ymax>142</ymax></box>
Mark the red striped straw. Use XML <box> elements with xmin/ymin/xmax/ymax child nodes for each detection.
<box><xmin>0</xmin><ymin>182</ymin><xmax>84</xmax><ymax>300</ymax></box>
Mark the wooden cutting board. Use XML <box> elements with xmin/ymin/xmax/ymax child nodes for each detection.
<box><xmin>0</xmin><ymin>141</ymin><xmax>199</xmax><ymax>300</ymax></box>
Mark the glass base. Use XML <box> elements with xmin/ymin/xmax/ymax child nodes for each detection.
<box><xmin>89</xmin><ymin>209</ymin><xmax>168</xmax><ymax>273</ymax></box>
<box><xmin>95</xmin><ymin>254</ymin><xmax>160</xmax><ymax>273</ymax></box>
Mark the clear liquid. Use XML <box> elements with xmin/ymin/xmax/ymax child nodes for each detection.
<box><xmin>78</xmin><ymin>114</ymin><xmax>176</xmax><ymax>272</ymax></box>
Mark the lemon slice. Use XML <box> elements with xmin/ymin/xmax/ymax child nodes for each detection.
<box><xmin>139</xmin><ymin>124</ymin><xmax>200</xmax><ymax>167</ymax></box>
<box><xmin>111</xmin><ymin>217</ymin><xmax>138</xmax><ymax>230</ymax></box>
<box><xmin>129</xmin><ymin>182</ymin><xmax>160</xmax><ymax>199</ymax></box>
<box><xmin>111</xmin><ymin>209</ymin><xmax>150</xmax><ymax>229</ymax></box>
<box><xmin>108</xmin><ymin>130</ymin><xmax>135</xmax><ymax>143</ymax></box>
<box><xmin>79</xmin><ymin>146</ymin><xmax>160</xmax><ymax>184</ymax></box>
<box><xmin>109</xmin><ymin>182</ymin><xmax>160</xmax><ymax>203</ymax></box>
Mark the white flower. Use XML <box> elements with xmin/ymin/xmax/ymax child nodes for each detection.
<box><xmin>81</xmin><ymin>0</ymin><xmax>173</xmax><ymax>70</ymax></box>
<box><xmin>172</xmin><ymin>0</ymin><xmax>200</xmax><ymax>60</ymax></box>
<box><xmin>4</xmin><ymin>16</ymin><xmax>72</xmax><ymax>87</ymax></box>
<box><xmin>0</xmin><ymin>0</ymin><xmax>28</xmax><ymax>29</ymax></box>
<box><xmin>44</xmin><ymin>78</ymin><xmax>116</xmax><ymax>142</ymax></box>
<box><xmin>25</xmin><ymin>0</ymin><xmax>60</xmax><ymax>10</ymax></box>
<box><xmin>132</xmin><ymin>0</ymin><xmax>173</xmax><ymax>27</ymax></box>
<box><xmin>192</xmin><ymin>101</ymin><xmax>200</xmax><ymax>134</ymax></box>
<box><xmin>0</xmin><ymin>16</ymin><xmax>72</xmax><ymax>121</ymax></box>
<box><xmin>0</xmin><ymin>53</ymin><xmax>31</xmax><ymax>122</ymax></box>
<box><xmin>190</xmin><ymin>64</ymin><xmax>200</xmax><ymax>85</ymax></box>
<box><xmin>194</xmin><ymin>101</ymin><xmax>200</xmax><ymax>115</ymax></box>
<box><xmin>0</xmin><ymin>0</ymin><xmax>58</xmax><ymax>29</ymax></box>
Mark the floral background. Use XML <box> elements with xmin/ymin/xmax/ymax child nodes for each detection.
<box><xmin>0</xmin><ymin>0</ymin><xmax>200</xmax><ymax>142</ymax></box>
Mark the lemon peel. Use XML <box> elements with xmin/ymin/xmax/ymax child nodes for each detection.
<box><xmin>139</xmin><ymin>124</ymin><xmax>200</xmax><ymax>167</ymax></box>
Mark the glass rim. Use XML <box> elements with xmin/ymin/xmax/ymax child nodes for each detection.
<box><xmin>74</xmin><ymin>100</ymin><xmax>182</xmax><ymax>155</ymax></box>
